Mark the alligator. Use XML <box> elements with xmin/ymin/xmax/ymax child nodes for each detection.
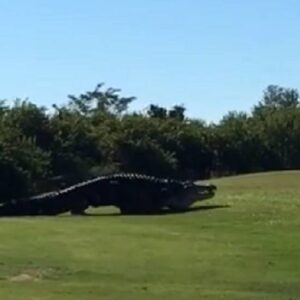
<box><xmin>0</xmin><ymin>173</ymin><xmax>217</xmax><ymax>216</ymax></box>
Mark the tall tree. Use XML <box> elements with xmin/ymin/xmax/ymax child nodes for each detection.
<box><xmin>67</xmin><ymin>83</ymin><xmax>135</xmax><ymax>116</ymax></box>
<box><xmin>254</xmin><ymin>85</ymin><xmax>299</xmax><ymax>116</ymax></box>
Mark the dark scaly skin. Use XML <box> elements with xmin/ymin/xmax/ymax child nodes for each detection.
<box><xmin>0</xmin><ymin>173</ymin><xmax>217</xmax><ymax>216</ymax></box>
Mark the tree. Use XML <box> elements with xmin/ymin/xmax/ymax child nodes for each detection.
<box><xmin>214</xmin><ymin>112</ymin><xmax>263</xmax><ymax>174</ymax></box>
<box><xmin>115</xmin><ymin>115</ymin><xmax>177</xmax><ymax>177</ymax></box>
<box><xmin>0</xmin><ymin>130</ymin><xmax>51</xmax><ymax>201</ymax></box>
<box><xmin>253</xmin><ymin>85</ymin><xmax>299</xmax><ymax>116</ymax></box>
<box><xmin>147</xmin><ymin>104</ymin><xmax>168</xmax><ymax>119</ymax></box>
<box><xmin>49</xmin><ymin>108</ymin><xmax>105</xmax><ymax>185</ymax></box>
<box><xmin>1</xmin><ymin>99</ymin><xmax>52</xmax><ymax>149</ymax></box>
<box><xmin>147</xmin><ymin>104</ymin><xmax>186</xmax><ymax>122</ymax></box>
<box><xmin>67</xmin><ymin>83</ymin><xmax>135</xmax><ymax>116</ymax></box>
<box><xmin>168</xmin><ymin>105</ymin><xmax>186</xmax><ymax>121</ymax></box>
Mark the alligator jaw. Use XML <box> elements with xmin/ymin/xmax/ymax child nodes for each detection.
<box><xmin>194</xmin><ymin>183</ymin><xmax>217</xmax><ymax>200</ymax></box>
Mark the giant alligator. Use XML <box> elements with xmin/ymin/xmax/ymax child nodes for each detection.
<box><xmin>0</xmin><ymin>173</ymin><xmax>217</xmax><ymax>216</ymax></box>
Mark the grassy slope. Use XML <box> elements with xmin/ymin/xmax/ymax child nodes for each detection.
<box><xmin>0</xmin><ymin>171</ymin><xmax>300</xmax><ymax>299</ymax></box>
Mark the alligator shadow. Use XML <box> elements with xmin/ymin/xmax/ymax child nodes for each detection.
<box><xmin>85</xmin><ymin>204</ymin><xmax>230</xmax><ymax>217</ymax></box>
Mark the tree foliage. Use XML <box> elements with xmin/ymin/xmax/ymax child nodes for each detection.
<box><xmin>1</xmin><ymin>83</ymin><xmax>300</xmax><ymax>202</ymax></box>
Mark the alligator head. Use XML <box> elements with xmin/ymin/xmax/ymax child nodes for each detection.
<box><xmin>167</xmin><ymin>181</ymin><xmax>217</xmax><ymax>211</ymax></box>
<box><xmin>194</xmin><ymin>182</ymin><xmax>217</xmax><ymax>200</ymax></box>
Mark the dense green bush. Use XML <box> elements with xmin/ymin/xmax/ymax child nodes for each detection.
<box><xmin>0</xmin><ymin>134</ymin><xmax>50</xmax><ymax>202</ymax></box>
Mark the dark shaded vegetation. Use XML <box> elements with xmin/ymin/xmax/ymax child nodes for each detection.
<box><xmin>1</xmin><ymin>83</ymin><xmax>299</xmax><ymax>203</ymax></box>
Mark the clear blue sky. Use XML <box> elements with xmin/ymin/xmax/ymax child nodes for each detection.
<box><xmin>1</xmin><ymin>0</ymin><xmax>299</xmax><ymax>122</ymax></box>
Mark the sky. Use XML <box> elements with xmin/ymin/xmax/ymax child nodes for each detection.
<box><xmin>0</xmin><ymin>0</ymin><xmax>300</xmax><ymax>122</ymax></box>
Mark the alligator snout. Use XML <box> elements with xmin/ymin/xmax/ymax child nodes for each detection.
<box><xmin>194</xmin><ymin>183</ymin><xmax>217</xmax><ymax>191</ymax></box>
<box><xmin>194</xmin><ymin>183</ymin><xmax>217</xmax><ymax>200</ymax></box>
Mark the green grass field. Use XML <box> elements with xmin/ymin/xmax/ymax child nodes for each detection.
<box><xmin>1</xmin><ymin>171</ymin><xmax>300</xmax><ymax>299</ymax></box>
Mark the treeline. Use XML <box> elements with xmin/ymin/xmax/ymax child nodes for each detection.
<box><xmin>1</xmin><ymin>83</ymin><xmax>300</xmax><ymax>202</ymax></box>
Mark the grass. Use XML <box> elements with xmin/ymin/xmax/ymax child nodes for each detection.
<box><xmin>1</xmin><ymin>170</ymin><xmax>300</xmax><ymax>299</ymax></box>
